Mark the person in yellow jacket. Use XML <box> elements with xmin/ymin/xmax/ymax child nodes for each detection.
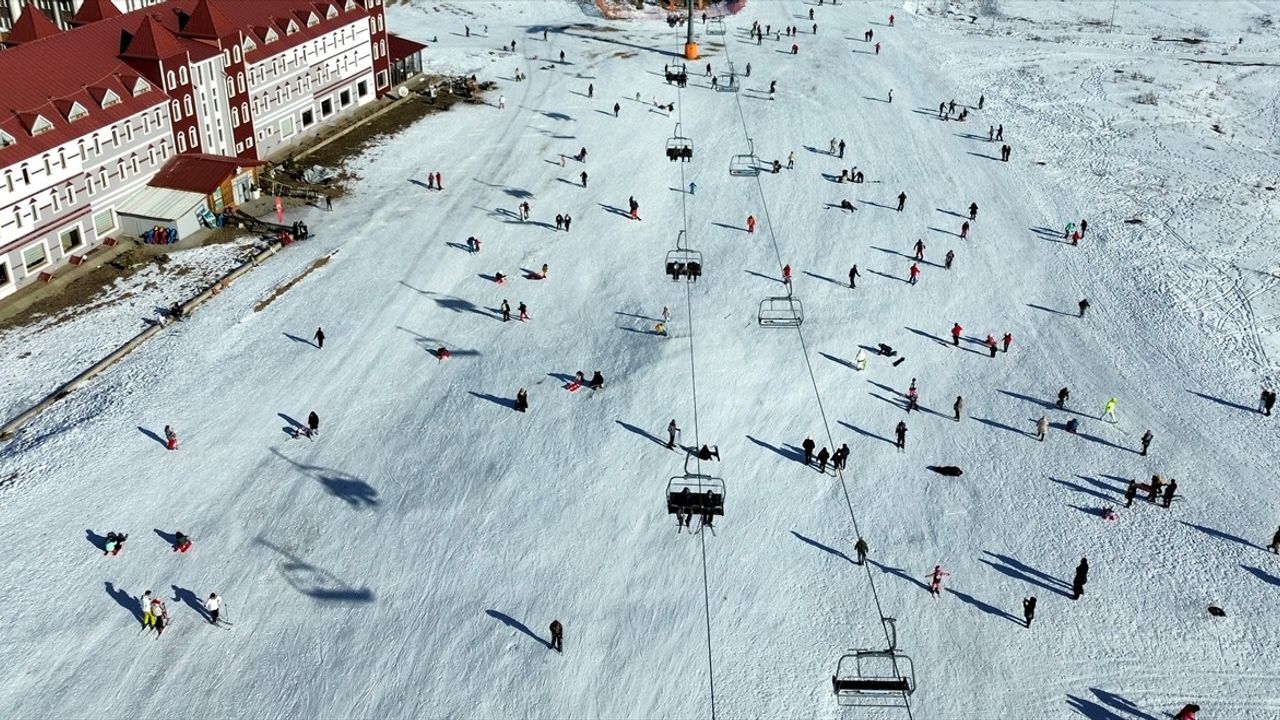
<box><xmin>1101</xmin><ymin>397</ymin><xmax>1118</xmax><ymax>422</ymax></box>
<box><xmin>655</xmin><ymin>322</ymin><xmax>667</xmax><ymax>337</ymax></box>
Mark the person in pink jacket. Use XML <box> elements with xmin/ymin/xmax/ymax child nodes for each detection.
<box><xmin>926</xmin><ymin>565</ymin><xmax>950</xmax><ymax>596</ymax></box>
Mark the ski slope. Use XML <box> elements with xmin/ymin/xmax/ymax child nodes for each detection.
<box><xmin>2</xmin><ymin>1</ymin><xmax>1279</xmax><ymax>718</ymax></box>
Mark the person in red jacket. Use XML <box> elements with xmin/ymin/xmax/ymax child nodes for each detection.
<box><xmin>782</xmin><ymin>264</ymin><xmax>792</xmax><ymax>285</ymax></box>
<box><xmin>985</xmin><ymin>335</ymin><xmax>998</xmax><ymax>358</ymax></box>
<box><xmin>1174</xmin><ymin>704</ymin><xmax>1199</xmax><ymax>720</ymax></box>
<box><xmin>164</xmin><ymin>425</ymin><xmax>178</xmax><ymax>451</ymax></box>
<box><xmin>1002</xmin><ymin>333</ymin><xmax>1013</xmax><ymax>352</ymax></box>
<box><xmin>908</xmin><ymin>263</ymin><xmax>921</xmax><ymax>285</ymax></box>
<box><xmin>746</xmin><ymin>215</ymin><xmax>756</xmax><ymax>233</ymax></box>
<box><xmin>951</xmin><ymin>323</ymin><xmax>963</xmax><ymax>346</ymax></box>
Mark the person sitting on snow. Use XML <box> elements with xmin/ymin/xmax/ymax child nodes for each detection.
<box><xmin>174</xmin><ymin>532</ymin><xmax>193</xmax><ymax>552</ymax></box>
<box><xmin>839</xmin><ymin>199</ymin><xmax>856</xmax><ymax>212</ymax></box>
<box><xmin>697</xmin><ymin>444</ymin><xmax>720</xmax><ymax>461</ymax></box>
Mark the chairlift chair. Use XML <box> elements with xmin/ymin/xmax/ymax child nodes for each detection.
<box><xmin>664</xmin><ymin>62</ymin><xmax>687</xmax><ymax>85</ymax></box>
<box><xmin>666</xmin><ymin>123</ymin><xmax>693</xmax><ymax>162</ymax></box>
<box><xmin>831</xmin><ymin>650</ymin><xmax>916</xmax><ymax>707</ymax></box>
<box><xmin>664</xmin><ymin>230</ymin><xmax>703</xmax><ymax>281</ymax></box>
<box><xmin>666</xmin><ymin>456</ymin><xmax>725</xmax><ymax>518</ymax></box>
<box><xmin>707</xmin><ymin>18</ymin><xmax>726</xmax><ymax>36</ymax></box>
<box><xmin>729</xmin><ymin>138</ymin><xmax>760</xmax><ymax>177</ymax></box>
<box><xmin>758</xmin><ymin>295</ymin><xmax>804</xmax><ymax>327</ymax></box>
<box><xmin>714</xmin><ymin>72</ymin><xmax>739</xmax><ymax>93</ymax></box>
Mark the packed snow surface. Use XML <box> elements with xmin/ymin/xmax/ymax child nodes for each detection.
<box><xmin>2</xmin><ymin>1</ymin><xmax>1279</xmax><ymax>718</ymax></box>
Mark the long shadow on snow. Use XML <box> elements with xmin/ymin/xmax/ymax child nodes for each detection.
<box><xmin>947</xmin><ymin>587</ymin><xmax>1022</xmax><ymax>625</ymax></box>
<box><xmin>616</xmin><ymin>420</ymin><xmax>667</xmax><ymax>448</ymax></box>
<box><xmin>86</xmin><ymin>529</ymin><xmax>108</xmax><ymax>552</ymax></box>
<box><xmin>868</xmin><ymin>560</ymin><xmax>931</xmax><ymax>593</ymax></box>
<box><xmin>1179</xmin><ymin>520</ymin><xmax>1259</xmax><ymax>550</ymax></box>
<box><xmin>271</xmin><ymin>448</ymin><xmax>379</xmax><ymax>509</ymax></box>
<box><xmin>1242</xmin><ymin>565</ymin><xmax>1280</xmax><ymax>587</ymax></box>
<box><xmin>837</xmin><ymin>420</ymin><xmax>896</xmax><ymax>446</ymax></box>
<box><xmin>486</xmin><ymin>610</ymin><xmax>553</xmax><ymax>648</ymax></box>
<box><xmin>819</xmin><ymin>351</ymin><xmax>855</xmax><ymax>370</ymax></box>
<box><xmin>866</xmin><ymin>268</ymin><xmax>908</xmax><ymax>284</ymax></box>
<box><xmin>980</xmin><ymin>551</ymin><xmax>1071</xmax><ymax>597</ymax></box>
<box><xmin>745</xmin><ymin>434</ymin><xmax>805</xmax><ymax>463</ymax></box>
<box><xmin>104</xmin><ymin>581</ymin><xmax>142</xmax><ymax>621</ymax></box>
<box><xmin>803</xmin><ymin>270</ymin><xmax>844</xmax><ymax>286</ymax></box>
<box><xmin>137</xmin><ymin>426</ymin><xmax>167</xmax><ymax>448</ymax></box>
<box><xmin>1048</xmin><ymin>476</ymin><xmax>1117</xmax><ymax>503</ymax></box>
<box><xmin>283</xmin><ymin>332</ymin><xmax>316</xmax><ymax>347</ymax></box>
<box><xmin>1067</xmin><ymin>688</ymin><xmax>1158</xmax><ymax>720</ymax></box>
<box><xmin>1186</xmin><ymin>389</ymin><xmax>1255</xmax><ymax>414</ymax></box>
<box><xmin>791</xmin><ymin>531</ymin><xmax>855</xmax><ymax>563</ymax></box>
<box><xmin>1027</xmin><ymin>303</ymin><xmax>1076</xmax><ymax>317</ymax></box>
<box><xmin>468</xmin><ymin>391</ymin><xmax>514</xmax><ymax>410</ymax></box>
<box><xmin>171</xmin><ymin>584</ymin><xmax>207</xmax><ymax>618</ymax></box>
<box><xmin>254</xmin><ymin>536</ymin><xmax>375</xmax><ymax>604</ymax></box>
<box><xmin>154</xmin><ymin>528</ymin><xmax>179</xmax><ymax>548</ymax></box>
<box><xmin>973</xmin><ymin>416</ymin><xmax>1031</xmax><ymax>439</ymax></box>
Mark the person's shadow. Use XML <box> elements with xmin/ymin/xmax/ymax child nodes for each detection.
<box><xmin>172</xmin><ymin>584</ymin><xmax>207</xmax><ymax>618</ymax></box>
<box><xmin>485</xmin><ymin>609</ymin><xmax>552</xmax><ymax>649</ymax></box>
<box><xmin>137</xmin><ymin>426</ymin><xmax>167</xmax><ymax>447</ymax></box>
<box><xmin>104</xmin><ymin>581</ymin><xmax>142</xmax><ymax>621</ymax></box>
<box><xmin>86</xmin><ymin>529</ymin><xmax>107</xmax><ymax>552</ymax></box>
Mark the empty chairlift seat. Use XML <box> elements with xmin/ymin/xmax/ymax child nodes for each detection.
<box><xmin>714</xmin><ymin>72</ymin><xmax>739</xmax><ymax>93</ymax></box>
<box><xmin>729</xmin><ymin>139</ymin><xmax>760</xmax><ymax>177</ymax></box>
<box><xmin>707</xmin><ymin>18</ymin><xmax>726</xmax><ymax>35</ymax></box>
<box><xmin>831</xmin><ymin>650</ymin><xmax>916</xmax><ymax>708</ymax></box>
<box><xmin>758</xmin><ymin>296</ymin><xmax>803</xmax><ymax>327</ymax></box>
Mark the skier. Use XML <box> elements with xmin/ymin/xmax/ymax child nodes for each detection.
<box><xmin>1124</xmin><ymin>480</ymin><xmax>1137</xmax><ymax>507</ymax></box>
<box><xmin>1078</xmin><ymin>298</ymin><xmax>1090</xmax><ymax>317</ymax></box>
<box><xmin>518</xmin><ymin>302</ymin><xmax>529</xmax><ymax>322</ymax></box>
<box><xmin>164</xmin><ymin>425</ymin><xmax>178</xmax><ymax>451</ymax></box>
<box><xmin>306</xmin><ymin>411</ymin><xmax>319</xmax><ymax>438</ymax></box>
<box><xmin>985</xmin><ymin>335</ymin><xmax>998</xmax><ymax>358</ymax></box>
<box><xmin>613</xmin><ymin>102</ymin><xmax>620</xmax><ymax>117</ymax></box>
<box><xmin>996</xmin><ymin>124</ymin><xmax>1004</xmax><ymax>140</ymax></box>
<box><xmin>791</xmin><ymin>43</ymin><xmax>798</xmax><ymax>55</ymax></box>
<box><xmin>855</xmin><ymin>349</ymin><xmax>867</xmax><ymax>372</ymax></box>
<box><xmin>838</xmin><ymin>139</ymin><xmax>845</xmax><ymax>158</ymax></box>
<box><xmin>746</xmin><ymin>214</ymin><xmax>756</xmax><ymax>233</ymax></box>
<box><xmin>816</xmin><ymin>447</ymin><xmax>831</xmax><ymax>473</ymax></box>
<box><xmin>968</xmin><ymin>202</ymin><xmax>978</xmax><ymax>221</ymax></box>
<box><xmin>874</xmin><ymin>42</ymin><xmax>880</xmax><ymax>54</ymax></box>
<box><xmin>988</xmin><ymin>125</ymin><xmax>995</xmax><ymax>141</ymax></box>
<box><xmin>894</xmin><ymin>421</ymin><xmax>907</xmax><ymax>451</ymax></box>
<box><xmin>1057</xmin><ymin>387</ymin><xmax>1069</xmax><ymax>409</ymax></box>
<box><xmin>501</xmin><ymin>299</ymin><xmax>510</xmax><ymax>322</ymax></box>
<box><xmin>746</xmin><ymin>62</ymin><xmax>751</xmax><ymax>77</ymax></box>
<box><xmin>549</xmin><ymin>620</ymin><xmax>564</xmax><ymax>653</ymax></box>
<box><xmin>141</xmin><ymin>590</ymin><xmax>154</xmax><ymax>628</ymax></box>
<box><xmin>1002</xmin><ymin>333</ymin><xmax>1012</xmax><ymax>352</ymax></box>
<box><xmin>662</xmin><ymin>306</ymin><xmax>672</xmax><ymax>323</ymax></box>
<box><xmin>205</xmin><ymin>593</ymin><xmax>221</xmax><ymax>624</ymax></box>
<box><xmin>854</xmin><ymin>537</ymin><xmax>869</xmax><ymax>565</ymax></box>
<box><xmin>769</xmin><ymin>80</ymin><xmax>777</xmax><ymax>96</ymax></box>
<box><xmin>889</xmin><ymin>14</ymin><xmax>895</xmax><ymax>26</ymax></box>
<box><xmin>802</xmin><ymin>437</ymin><xmax>816</xmax><ymax>466</ymax></box>
<box><xmin>1071</xmin><ymin>557</ymin><xmax>1089</xmax><ymax>600</ymax></box>
<box><xmin>103</xmin><ymin>532</ymin><xmax>127</xmax><ymax>556</ymax></box>
<box><xmin>313</xmin><ymin>327</ymin><xmax>325</xmax><ymax>348</ymax></box>
<box><xmin>1022</xmin><ymin>596</ymin><xmax>1036</xmax><ymax>628</ymax></box>
<box><xmin>913</xmin><ymin>239</ymin><xmax>926</xmax><ymax>260</ymax></box>
<box><xmin>173</xmin><ymin>531</ymin><xmax>192</xmax><ymax>552</ymax></box>
<box><xmin>667</xmin><ymin>419</ymin><xmax>680</xmax><ymax>449</ymax></box>
<box><xmin>1036</xmin><ymin>415</ymin><xmax>1048</xmax><ymax>441</ymax></box>
<box><xmin>1101</xmin><ymin>397</ymin><xmax>1117</xmax><ymax>422</ymax></box>
<box><xmin>581</xmin><ymin>171</ymin><xmax>588</xmax><ymax>187</ymax></box>
<box><xmin>908</xmin><ymin>263</ymin><xmax>921</xmax><ymax>285</ymax></box>
<box><xmin>896</xmin><ymin>191</ymin><xmax>907</xmax><ymax>212</ymax></box>
<box><xmin>906</xmin><ymin>384</ymin><xmax>919</xmax><ymax>412</ymax></box>
<box><xmin>953</xmin><ymin>395</ymin><xmax>964</xmax><ymax>421</ymax></box>
<box><xmin>960</xmin><ymin>221</ymin><xmax>970</xmax><ymax>239</ymax></box>
<box><xmin>888</xmin><ymin>88</ymin><xmax>893</xmax><ymax>103</ymax></box>
<box><xmin>926</xmin><ymin>565</ymin><xmax>950</xmax><ymax>596</ymax></box>
<box><xmin>588</xmin><ymin>83</ymin><xmax>593</xmax><ymax>98</ymax></box>
<box><xmin>782</xmin><ymin>264</ymin><xmax>792</xmax><ymax>286</ymax></box>
<box><xmin>498</xmin><ymin>95</ymin><xmax>506</xmax><ymax>109</ymax></box>
<box><xmin>848</xmin><ymin>265</ymin><xmax>861</xmax><ymax>288</ymax></box>
<box><xmin>629</xmin><ymin>196</ymin><xmax>640</xmax><ymax>221</ymax></box>
<box><xmin>1140</xmin><ymin>429</ymin><xmax>1153</xmax><ymax>456</ymax></box>
<box><xmin>1163</xmin><ymin>478</ymin><xmax>1178</xmax><ymax>508</ymax></box>
<box><xmin>151</xmin><ymin>596</ymin><xmax>169</xmax><ymax>636</ymax></box>
<box><xmin>978</xmin><ymin>94</ymin><xmax>985</xmax><ymax>109</ymax></box>
<box><xmin>559</xmin><ymin>50</ymin><xmax>565</xmax><ymax>63</ymax></box>
<box><xmin>515</xmin><ymin>388</ymin><xmax>528</xmax><ymax>412</ymax></box>
<box><xmin>1174</xmin><ymin>705</ymin><xmax>1200</xmax><ymax>720</ymax></box>
<box><xmin>951</xmin><ymin>323</ymin><xmax>963</xmax><ymax>346</ymax></box>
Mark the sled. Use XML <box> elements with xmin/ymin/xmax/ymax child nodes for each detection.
<box><xmin>892</xmin><ymin>357</ymin><xmax>906</xmax><ymax>367</ymax></box>
<box><xmin>566</xmin><ymin>382</ymin><xmax>581</xmax><ymax>392</ymax></box>
<box><xmin>831</xmin><ymin>621</ymin><xmax>916</xmax><ymax>708</ymax></box>
<box><xmin>758</xmin><ymin>295</ymin><xmax>803</xmax><ymax>327</ymax></box>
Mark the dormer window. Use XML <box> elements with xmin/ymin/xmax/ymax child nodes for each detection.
<box><xmin>0</xmin><ymin>130</ymin><xmax>14</xmax><ymax>148</ymax></box>
<box><xmin>131</xmin><ymin>78</ymin><xmax>150</xmax><ymax>96</ymax></box>
<box><xmin>100</xmin><ymin>89</ymin><xmax>122</xmax><ymax>109</ymax></box>
<box><xmin>243</xmin><ymin>37</ymin><xmax>257</xmax><ymax>52</ymax></box>
<box><xmin>344</xmin><ymin>0</ymin><xmax>356</xmax><ymax>11</ymax></box>
<box><xmin>263</xmin><ymin>28</ymin><xmax>278</xmax><ymax>43</ymax></box>
<box><xmin>65</xmin><ymin>101</ymin><xmax>89</xmax><ymax>122</ymax></box>
<box><xmin>306</xmin><ymin>12</ymin><xmax>319</xmax><ymax>27</ymax></box>
<box><xmin>326</xmin><ymin>4</ymin><xmax>338</xmax><ymax>19</ymax></box>
<box><xmin>30</xmin><ymin>115</ymin><xmax>54</xmax><ymax>136</ymax></box>
<box><xmin>285</xmin><ymin>20</ymin><xmax>299</xmax><ymax>35</ymax></box>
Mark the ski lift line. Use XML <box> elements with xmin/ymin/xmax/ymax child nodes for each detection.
<box><xmin>717</xmin><ymin>40</ymin><xmax>914</xmax><ymax>720</ymax></box>
<box><xmin>673</xmin><ymin>72</ymin><xmax>717</xmax><ymax>720</ymax></box>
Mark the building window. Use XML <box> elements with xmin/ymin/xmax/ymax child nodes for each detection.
<box><xmin>188</xmin><ymin>127</ymin><xmax>197</xmax><ymax>147</ymax></box>
<box><xmin>64</xmin><ymin>186</ymin><xmax>75</xmax><ymax>205</ymax></box>
<box><xmin>241</xmin><ymin>102</ymin><xmax>249</xmax><ymax>119</ymax></box>
<box><xmin>233</xmin><ymin>45</ymin><xmax>242</xmax><ymax>63</ymax></box>
<box><xmin>93</xmin><ymin>209</ymin><xmax>116</xmax><ymax>235</ymax></box>
<box><xmin>280</xmin><ymin>117</ymin><xmax>295</xmax><ymax>138</ymax></box>
<box><xmin>130</xmin><ymin>157</ymin><xmax>139</xmax><ymax>175</ymax></box>
<box><xmin>339</xmin><ymin>89</ymin><xmax>351</xmax><ymax>107</ymax></box>
<box><xmin>12</xmin><ymin>207</ymin><xmax>21</xmax><ymax>228</ymax></box>
<box><xmin>125</xmin><ymin>123</ymin><xmax>134</xmax><ymax>142</ymax></box>
<box><xmin>184</xmin><ymin>96</ymin><xmax>194</xmax><ymax>116</ymax></box>
<box><xmin>86</xmin><ymin>175</ymin><xmax>95</xmax><ymax>195</ymax></box>
<box><xmin>21</xmin><ymin>165</ymin><xmax>30</xmax><ymax>184</ymax></box>
<box><xmin>231</xmin><ymin>107</ymin><xmax>240</xmax><ymax>126</ymax></box>
<box><xmin>22</xmin><ymin>242</ymin><xmax>48</xmax><ymax>272</ymax></box>
<box><xmin>238</xmin><ymin>73</ymin><xmax>246</xmax><ymax>94</ymax></box>
<box><xmin>301</xmin><ymin>109</ymin><xmax>314</xmax><ymax>127</ymax></box>
<box><xmin>0</xmin><ymin>262</ymin><xmax>10</xmax><ymax>288</ymax></box>
<box><xmin>43</xmin><ymin>155</ymin><xmax>51</xmax><ymax>175</ymax></box>
<box><xmin>3</xmin><ymin>171</ymin><xmax>11</xmax><ymax>193</ymax></box>
<box><xmin>376</xmin><ymin>70</ymin><xmax>388</xmax><ymax>88</ymax></box>
<box><xmin>98</xmin><ymin>168</ymin><xmax>106</xmax><ymax>187</ymax></box>
<box><xmin>172</xmin><ymin>100</ymin><xmax>181</xmax><ymax>118</ymax></box>
<box><xmin>154</xmin><ymin>109</ymin><xmax>162</xmax><ymax>126</ymax></box>
<box><xmin>111</xmin><ymin>128</ymin><xmax>120</xmax><ymax>147</ymax></box>
<box><xmin>167</xmin><ymin>71</ymin><xmax>176</xmax><ymax>89</ymax></box>
<box><xmin>178</xmin><ymin>133</ymin><xmax>187</xmax><ymax>152</ymax></box>
<box><xmin>51</xmin><ymin>189</ymin><xmax>60</xmax><ymax>213</ymax></box>
<box><xmin>60</xmin><ymin>227</ymin><xmax>83</xmax><ymax>253</ymax></box>
<box><xmin>357</xmin><ymin>80</ymin><xmax>369</xmax><ymax>98</ymax></box>
<box><xmin>179</xmin><ymin>67</ymin><xmax>188</xmax><ymax>85</ymax></box>
<box><xmin>117</xmin><ymin>160</ymin><xmax>126</xmax><ymax>179</ymax></box>
<box><xmin>77</xmin><ymin>140</ymin><xmax>86</xmax><ymax>161</ymax></box>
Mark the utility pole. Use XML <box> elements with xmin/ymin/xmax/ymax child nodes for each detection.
<box><xmin>684</xmin><ymin>0</ymin><xmax>698</xmax><ymax>60</ymax></box>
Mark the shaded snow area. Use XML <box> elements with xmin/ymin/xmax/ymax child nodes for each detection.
<box><xmin>2</xmin><ymin>1</ymin><xmax>1279</xmax><ymax>718</ymax></box>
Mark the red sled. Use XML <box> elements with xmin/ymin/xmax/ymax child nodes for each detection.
<box><xmin>175</xmin><ymin>542</ymin><xmax>192</xmax><ymax>553</ymax></box>
<box><xmin>566</xmin><ymin>382</ymin><xmax>581</xmax><ymax>392</ymax></box>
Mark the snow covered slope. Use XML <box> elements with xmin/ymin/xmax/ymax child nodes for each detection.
<box><xmin>1</xmin><ymin>1</ymin><xmax>1278</xmax><ymax>718</ymax></box>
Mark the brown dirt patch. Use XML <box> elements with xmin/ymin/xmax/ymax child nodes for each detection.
<box><xmin>253</xmin><ymin>254</ymin><xmax>332</xmax><ymax>313</ymax></box>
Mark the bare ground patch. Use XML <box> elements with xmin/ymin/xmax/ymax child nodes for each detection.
<box><xmin>253</xmin><ymin>254</ymin><xmax>334</xmax><ymax>313</ymax></box>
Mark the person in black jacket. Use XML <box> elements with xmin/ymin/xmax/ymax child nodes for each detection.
<box><xmin>313</xmin><ymin>327</ymin><xmax>325</xmax><ymax>348</ymax></box>
<box><xmin>1071</xmin><ymin>558</ymin><xmax>1089</xmax><ymax>600</ymax></box>
<box><xmin>1022</xmin><ymin>596</ymin><xmax>1037</xmax><ymax>627</ymax></box>
<box><xmin>549</xmin><ymin>620</ymin><xmax>563</xmax><ymax>652</ymax></box>
<box><xmin>801</xmin><ymin>437</ymin><xmax>816</xmax><ymax>466</ymax></box>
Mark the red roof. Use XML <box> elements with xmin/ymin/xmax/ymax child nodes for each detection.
<box><xmin>120</xmin><ymin>15</ymin><xmax>189</xmax><ymax>60</ymax></box>
<box><xmin>70</xmin><ymin>0</ymin><xmax>123</xmax><ymax>27</ymax></box>
<box><xmin>2</xmin><ymin>3</ymin><xmax>61</xmax><ymax>47</ymax></box>
<box><xmin>387</xmin><ymin>33</ymin><xmax>426</xmax><ymax>63</ymax></box>
<box><xmin>176</xmin><ymin>0</ymin><xmax>235</xmax><ymax>40</ymax></box>
<box><xmin>149</xmin><ymin>152</ymin><xmax>263</xmax><ymax>194</ymax></box>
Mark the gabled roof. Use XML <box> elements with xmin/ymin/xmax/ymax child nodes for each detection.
<box><xmin>177</xmin><ymin>0</ymin><xmax>236</xmax><ymax>40</ymax></box>
<box><xmin>3</xmin><ymin>3</ymin><xmax>61</xmax><ymax>47</ymax></box>
<box><xmin>70</xmin><ymin>0</ymin><xmax>124</xmax><ymax>27</ymax></box>
<box><xmin>149</xmin><ymin>153</ymin><xmax>263</xmax><ymax>194</ymax></box>
<box><xmin>120</xmin><ymin>15</ymin><xmax>189</xmax><ymax>61</ymax></box>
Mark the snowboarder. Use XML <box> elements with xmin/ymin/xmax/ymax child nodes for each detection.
<box><xmin>816</xmin><ymin>447</ymin><xmax>831</xmax><ymax>473</ymax></box>
<box><xmin>103</xmin><ymin>532</ymin><xmax>127</xmax><ymax>556</ymax></box>
<box><xmin>848</xmin><ymin>265</ymin><xmax>861</xmax><ymax>288</ymax></box>
<box><xmin>515</xmin><ymin>389</ymin><xmax>528</xmax><ymax>412</ymax></box>
<box><xmin>855</xmin><ymin>349</ymin><xmax>867</xmax><ymax>371</ymax></box>
<box><xmin>1124</xmin><ymin>480</ymin><xmax>1137</xmax><ymax>507</ymax></box>
<box><xmin>1101</xmin><ymin>397</ymin><xmax>1117</xmax><ymax>422</ymax></box>
<box><xmin>896</xmin><ymin>191</ymin><xmax>907</xmax><ymax>212</ymax></box>
<box><xmin>953</xmin><ymin>395</ymin><xmax>964</xmax><ymax>421</ymax></box>
<box><xmin>306</xmin><ymin>411</ymin><xmax>319</xmax><ymax>437</ymax></box>
<box><xmin>549</xmin><ymin>620</ymin><xmax>564</xmax><ymax>652</ymax></box>
<box><xmin>1022</xmin><ymin>596</ymin><xmax>1036</xmax><ymax>628</ymax></box>
<box><xmin>164</xmin><ymin>425</ymin><xmax>178</xmax><ymax>451</ymax></box>
<box><xmin>1140</xmin><ymin>429</ymin><xmax>1153</xmax><ymax>456</ymax></box>
<box><xmin>1002</xmin><ymin>333</ymin><xmax>1012</xmax><ymax>352</ymax></box>
<box><xmin>589</xmin><ymin>370</ymin><xmax>604</xmax><ymax>390</ymax></box>
<box><xmin>951</xmin><ymin>323</ymin><xmax>963</xmax><ymax>346</ymax></box>
<box><xmin>908</xmin><ymin>263</ymin><xmax>921</xmax><ymax>285</ymax></box>
<box><xmin>205</xmin><ymin>593</ymin><xmax>221</xmax><ymax>624</ymax></box>
<box><xmin>802</xmin><ymin>437</ymin><xmax>816</xmax><ymax>466</ymax></box>
<box><xmin>913</xmin><ymin>239</ymin><xmax>926</xmax><ymax>260</ymax></box>
<box><xmin>1036</xmin><ymin>415</ymin><xmax>1048</xmax><ymax>441</ymax></box>
<box><xmin>518</xmin><ymin>302</ymin><xmax>529</xmax><ymax>322</ymax></box>
<box><xmin>1071</xmin><ymin>558</ymin><xmax>1089</xmax><ymax>600</ymax></box>
<box><xmin>854</xmin><ymin>537</ymin><xmax>869</xmax><ymax>565</ymax></box>
<box><xmin>746</xmin><ymin>215</ymin><xmax>756</xmax><ymax>233</ymax></box>
<box><xmin>985</xmin><ymin>335</ymin><xmax>998</xmax><ymax>358</ymax></box>
<box><xmin>895</xmin><ymin>421</ymin><xmax>907</xmax><ymax>451</ymax></box>
<box><xmin>174</xmin><ymin>531</ymin><xmax>192</xmax><ymax>552</ymax></box>
<box><xmin>1057</xmin><ymin>387</ymin><xmax>1069</xmax><ymax>409</ymax></box>
<box><xmin>968</xmin><ymin>202</ymin><xmax>978</xmax><ymax>221</ymax></box>
<box><xmin>501</xmin><ymin>299</ymin><xmax>511</xmax><ymax>322</ymax></box>
<box><xmin>1163</xmin><ymin>479</ymin><xmax>1178</xmax><ymax>508</ymax></box>
<box><xmin>667</xmin><ymin>419</ymin><xmax>680</xmax><ymax>449</ymax></box>
<box><xmin>926</xmin><ymin>565</ymin><xmax>949</xmax><ymax>596</ymax></box>
<box><xmin>1078</xmin><ymin>298</ymin><xmax>1090</xmax><ymax>317</ymax></box>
